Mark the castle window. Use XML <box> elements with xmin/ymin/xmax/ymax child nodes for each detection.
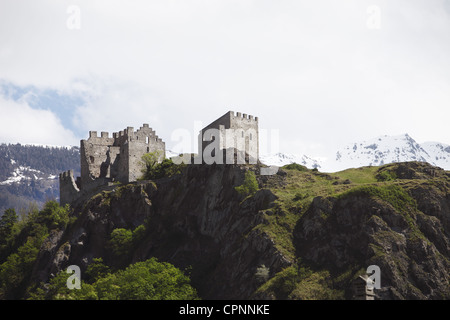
<box><xmin>90</xmin><ymin>156</ymin><xmax>95</xmax><ymax>164</ymax></box>
<box><xmin>146</xmin><ymin>136</ymin><xmax>149</xmax><ymax>144</ymax></box>
<box><xmin>250</xmin><ymin>133</ymin><xmax>252</xmax><ymax>140</ymax></box>
<box><xmin>241</xmin><ymin>131</ymin><xmax>244</xmax><ymax>138</ymax></box>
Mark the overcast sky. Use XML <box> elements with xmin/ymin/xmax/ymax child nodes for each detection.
<box><xmin>1</xmin><ymin>0</ymin><xmax>449</xmax><ymax>160</ymax></box>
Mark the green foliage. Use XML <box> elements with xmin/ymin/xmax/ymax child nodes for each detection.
<box><xmin>293</xmin><ymin>192</ymin><xmax>309</xmax><ymax>201</ymax></box>
<box><xmin>29</xmin><ymin>258</ymin><xmax>198</xmax><ymax>300</ymax></box>
<box><xmin>256</xmin><ymin>262</ymin><xmax>343</xmax><ymax>300</ymax></box>
<box><xmin>0</xmin><ymin>236</ymin><xmax>44</xmax><ymax>298</ymax></box>
<box><xmin>132</xmin><ymin>224</ymin><xmax>147</xmax><ymax>243</ymax></box>
<box><xmin>331</xmin><ymin>166</ymin><xmax>379</xmax><ymax>184</ymax></box>
<box><xmin>256</xmin><ymin>262</ymin><xmax>313</xmax><ymax>299</ymax></box>
<box><xmin>0</xmin><ymin>209</ymin><xmax>17</xmax><ymax>246</ymax></box>
<box><xmin>235</xmin><ymin>171</ymin><xmax>259</xmax><ymax>197</ymax></box>
<box><xmin>140</xmin><ymin>151</ymin><xmax>163</xmax><ymax>177</ymax></box>
<box><xmin>282</xmin><ymin>163</ymin><xmax>308</xmax><ymax>172</ymax></box>
<box><xmin>376</xmin><ymin>169</ymin><xmax>397</xmax><ymax>182</ymax></box>
<box><xmin>140</xmin><ymin>151</ymin><xmax>186</xmax><ymax>181</ymax></box>
<box><xmin>0</xmin><ymin>200</ymin><xmax>72</xmax><ymax>299</ymax></box>
<box><xmin>28</xmin><ymin>271</ymin><xmax>97</xmax><ymax>300</ymax></box>
<box><xmin>289</xmin><ymin>271</ymin><xmax>344</xmax><ymax>300</ymax></box>
<box><xmin>85</xmin><ymin>258</ymin><xmax>111</xmax><ymax>284</ymax></box>
<box><xmin>94</xmin><ymin>258</ymin><xmax>198</xmax><ymax>300</ymax></box>
<box><xmin>336</xmin><ymin>184</ymin><xmax>417</xmax><ymax>213</ymax></box>
<box><xmin>36</xmin><ymin>201</ymin><xmax>71</xmax><ymax>230</ymax></box>
<box><xmin>109</xmin><ymin>228</ymin><xmax>133</xmax><ymax>257</ymax></box>
<box><xmin>109</xmin><ymin>224</ymin><xmax>148</xmax><ymax>259</ymax></box>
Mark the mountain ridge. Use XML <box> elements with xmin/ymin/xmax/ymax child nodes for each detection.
<box><xmin>260</xmin><ymin>133</ymin><xmax>450</xmax><ymax>172</ymax></box>
<box><xmin>0</xmin><ymin>143</ymin><xmax>80</xmax><ymax>213</ymax></box>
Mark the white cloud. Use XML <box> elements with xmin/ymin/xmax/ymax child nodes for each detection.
<box><xmin>0</xmin><ymin>94</ymin><xmax>78</xmax><ymax>146</ymax></box>
<box><xmin>72</xmin><ymin>78</ymin><xmax>164</xmax><ymax>137</ymax></box>
<box><xmin>0</xmin><ymin>0</ymin><xmax>450</xmax><ymax>155</ymax></box>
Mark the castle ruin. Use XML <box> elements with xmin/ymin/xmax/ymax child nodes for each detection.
<box><xmin>199</xmin><ymin>111</ymin><xmax>259</xmax><ymax>164</ymax></box>
<box><xmin>60</xmin><ymin>124</ymin><xmax>165</xmax><ymax>205</ymax></box>
<box><xmin>60</xmin><ymin>111</ymin><xmax>259</xmax><ymax>206</ymax></box>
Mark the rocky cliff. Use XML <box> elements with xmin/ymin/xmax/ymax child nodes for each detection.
<box><xmin>29</xmin><ymin>161</ymin><xmax>450</xmax><ymax>300</ymax></box>
<box><xmin>31</xmin><ymin>163</ymin><xmax>290</xmax><ymax>299</ymax></box>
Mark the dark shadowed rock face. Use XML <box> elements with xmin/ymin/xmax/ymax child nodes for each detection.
<box><xmin>293</xmin><ymin>167</ymin><xmax>450</xmax><ymax>299</ymax></box>
<box><xmin>32</xmin><ymin>164</ymin><xmax>289</xmax><ymax>299</ymax></box>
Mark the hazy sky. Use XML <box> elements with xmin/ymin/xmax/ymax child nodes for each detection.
<box><xmin>1</xmin><ymin>0</ymin><xmax>449</xmax><ymax>160</ymax></box>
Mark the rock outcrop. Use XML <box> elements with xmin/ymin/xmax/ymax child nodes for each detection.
<box><xmin>32</xmin><ymin>164</ymin><xmax>290</xmax><ymax>299</ymax></box>
<box><xmin>293</xmin><ymin>163</ymin><xmax>450</xmax><ymax>299</ymax></box>
<box><xmin>30</xmin><ymin>161</ymin><xmax>450</xmax><ymax>300</ymax></box>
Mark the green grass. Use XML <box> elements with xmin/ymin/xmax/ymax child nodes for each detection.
<box><xmin>256</xmin><ymin>163</ymin><xmax>439</xmax><ymax>291</ymax></box>
<box><xmin>255</xmin><ymin>262</ymin><xmax>344</xmax><ymax>300</ymax></box>
<box><xmin>331</xmin><ymin>166</ymin><xmax>379</xmax><ymax>184</ymax></box>
<box><xmin>335</xmin><ymin>184</ymin><xmax>417</xmax><ymax>213</ymax></box>
<box><xmin>257</xmin><ymin>166</ymin><xmax>382</xmax><ymax>260</ymax></box>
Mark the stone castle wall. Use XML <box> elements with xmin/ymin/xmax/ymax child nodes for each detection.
<box><xmin>199</xmin><ymin>111</ymin><xmax>259</xmax><ymax>163</ymax></box>
<box><xmin>60</xmin><ymin>123</ymin><xmax>165</xmax><ymax>205</ymax></box>
<box><xmin>59</xmin><ymin>170</ymin><xmax>80</xmax><ymax>206</ymax></box>
<box><xmin>61</xmin><ymin>111</ymin><xmax>258</xmax><ymax>205</ymax></box>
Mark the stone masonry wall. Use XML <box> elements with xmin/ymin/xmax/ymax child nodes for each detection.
<box><xmin>80</xmin><ymin>131</ymin><xmax>115</xmax><ymax>189</ymax></box>
<box><xmin>68</xmin><ymin>124</ymin><xmax>165</xmax><ymax>203</ymax></box>
<box><xmin>59</xmin><ymin>170</ymin><xmax>80</xmax><ymax>206</ymax></box>
<box><xmin>199</xmin><ymin>111</ymin><xmax>258</xmax><ymax>163</ymax></box>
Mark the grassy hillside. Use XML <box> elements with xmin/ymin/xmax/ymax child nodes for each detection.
<box><xmin>254</xmin><ymin>161</ymin><xmax>450</xmax><ymax>299</ymax></box>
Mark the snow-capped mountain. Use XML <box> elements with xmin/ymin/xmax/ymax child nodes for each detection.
<box><xmin>259</xmin><ymin>153</ymin><xmax>322</xmax><ymax>169</ymax></box>
<box><xmin>259</xmin><ymin>134</ymin><xmax>450</xmax><ymax>172</ymax></box>
<box><xmin>332</xmin><ymin>134</ymin><xmax>450</xmax><ymax>172</ymax></box>
<box><xmin>0</xmin><ymin>144</ymin><xmax>80</xmax><ymax>213</ymax></box>
<box><xmin>420</xmin><ymin>141</ymin><xmax>450</xmax><ymax>170</ymax></box>
<box><xmin>0</xmin><ymin>163</ymin><xmax>57</xmax><ymax>186</ymax></box>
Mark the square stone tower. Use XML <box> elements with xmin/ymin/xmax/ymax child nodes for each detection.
<box><xmin>199</xmin><ymin>111</ymin><xmax>259</xmax><ymax>164</ymax></box>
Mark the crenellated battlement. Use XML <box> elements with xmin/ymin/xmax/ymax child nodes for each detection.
<box><xmin>76</xmin><ymin>123</ymin><xmax>166</xmax><ymax>201</ymax></box>
<box><xmin>61</xmin><ymin>111</ymin><xmax>259</xmax><ymax>206</ymax></box>
<box><xmin>199</xmin><ymin>111</ymin><xmax>259</xmax><ymax>164</ymax></box>
<box><xmin>230</xmin><ymin>111</ymin><xmax>258</xmax><ymax>122</ymax></box>
<box><xmin>86</xmin><ymin>124</ymin><xmax>165</xmax><ymax>147</ymax></box>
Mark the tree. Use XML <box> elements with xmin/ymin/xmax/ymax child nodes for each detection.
<box><xmin>37</xmin><ymin>201</ymin><xmax>70</xmax><ymax>230</ymax></box>
<box><xmin>28</xmin><ymin>271</ymin><xmax>97</xmax><ymax>300</ymax></box>
<box><xmin>0</xmin><ymin>209</ymin><xmax>17</xmax><ymax>245</ymax></box>
<box><xmin>140</xmin><ymin>150</ymin><xmax>163</xmax><ymax>180</ymax></box>
<box><xmin>235</xmin><ymin>171</ymin><xmax>259</xmax><ymax>197</ymax></box>
<box><xmin>85</xmin><ymin>258</ymin><xmax>111</xmax><ymax>284</ymax></box>
<box><xmin>94</xmin><ymin>258</ymin><xmax>198</xmax><ymax>300</ymax></box>
<box><xmin>108</xmin><ymin>225</ymin><xmax>148</xmax><ymax>267</ymax></box>
<box><xmin>29</xmin><ymin>258</ymin><xmax>199</xmax><ymax>300</ymax></box>
<box><xmin>140</xmin><ymin>151</ymin><xmax>185</xmax><ymax>180</ymax></box>
<box><xmin>109</xmin><ymin>228</ymin><xmax>133</xmax><ymax>257</ymax></box>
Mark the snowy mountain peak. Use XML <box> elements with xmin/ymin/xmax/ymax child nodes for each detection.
<box><xmin>334</xmin><ymin>134</ymin><xmax>432</xmax><ymax>169</ymax></box>
<box><xmin>259</xmin><ymin>152</ymin><xmax>321</xmax><ymax>169</ymax></box>
<box><xmin>260</xmin><ymin>134</ymin><xmax>450</xmax><ymax>172</ymax></box>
